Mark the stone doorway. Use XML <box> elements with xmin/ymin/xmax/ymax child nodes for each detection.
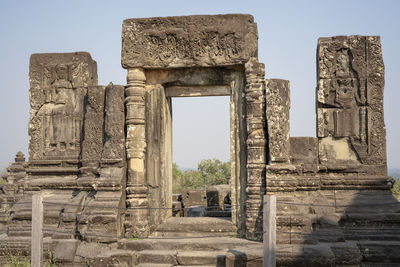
<box><xmin>143</xmin><ymin>66</ymin><xmax>247</xmax><ymax>236</ymax></box>
<box><xmin>122</xmin><ymin>15</ymin><xmax>265</xmax><ymax>239</ymax></box>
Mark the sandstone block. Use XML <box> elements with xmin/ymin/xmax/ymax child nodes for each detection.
<box><xmin>122</xmin><ymin>14</ymin><xmax>258</xmax><ymax>68</ymax></box>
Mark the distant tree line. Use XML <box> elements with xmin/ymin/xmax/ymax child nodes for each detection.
<box><xmin>392</xmin><ymin>178</ymin><xmax>400</xmax><ymax>201</ymax></box>
<box><xmin>173</xmin><ymin>159</ymin><xmax>230</xmax><ymax>193</ymax></box>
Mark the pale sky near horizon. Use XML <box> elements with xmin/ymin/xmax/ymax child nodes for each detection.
<box><xmin>0</xmin><ymin>0</ymin><xmax>399</xmax><ymax>171</ymax></box>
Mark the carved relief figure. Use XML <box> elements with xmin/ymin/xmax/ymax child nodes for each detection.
<box><xmin>317</xmin><ymin>36</ymin><xmax>386</xmax><ymax>165</ymax></box>
<box><xmin>28</xmin><ymin>52</ymin><xmax>97</xmax><ymax>161</ymax></box>
<box><xmin>36</xmin><ymin>64</ymin><xmax>83</xmax><ymax>158</ymax></box>
<box><xmin>333</xmin><ymin>49</ymin><xmax>361</xmax><ymax>138</ymax></box>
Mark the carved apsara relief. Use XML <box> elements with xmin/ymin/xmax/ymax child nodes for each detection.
<box><xmin>29</xmin><ymin>53</ymin><xmax>97</xmax><ymax>161</ymax></box>
<box><xmin>317</xmin><ymin>36</ymin><xmax>386</xmax><ymax>165</ymax></box>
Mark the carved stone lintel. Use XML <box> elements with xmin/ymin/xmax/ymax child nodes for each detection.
<box><xmin>121</xmin><ymin>14</ymin><xmax>258</xmax><ymax>69</ymax></box>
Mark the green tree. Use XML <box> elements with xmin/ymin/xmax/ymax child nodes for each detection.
<box><xmin>172</xmin><ymin>163</ymin><xmax>183</xmax><ymax>193</ymax></box>
<box><xmin>172</xmin><ymin>159</ymin><xmax>230</xmax><ymax>192</ymax></box>
<box><xmin>198</xmin><ymin>159</ymin><xmax>230</xmax><ymax>186</ymax></box>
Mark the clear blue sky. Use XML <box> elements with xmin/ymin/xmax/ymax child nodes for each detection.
<box><xmin>0</xmin><ymin>0</ymin><xmax>399</xmax><ymax>170</ymax></box>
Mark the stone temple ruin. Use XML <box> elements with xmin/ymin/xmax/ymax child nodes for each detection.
<box><xmin>0</xmin><ymin>14</ymin><xmax>399</xmax><ymax>266</ymax></box>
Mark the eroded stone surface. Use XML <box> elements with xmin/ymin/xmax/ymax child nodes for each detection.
<box><xmin>266</xmin><ymin>79</ymin><xmax>290</xmax><ymax>163</ymax></box>
<box><xmin>317</xmin><ymin>36</ymin><xmax>387</xmax><ymax>169</ymax></box>
<box><xmin>29</xmin><ymin>52</ymin><xmax>97</xmax><ymax>161</ymax></box>
<box><xmin>122</xmin><ymin>14</ymin><xmax>258</xmax><ymax>68</ymax></box>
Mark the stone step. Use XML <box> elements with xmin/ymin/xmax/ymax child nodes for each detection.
<box><xmin>342</xmin><ymin>227</ymin><xmax>400</xmax><ymax>241</ymax></box>
<box><xmin>137</xmin><ymin>250</ymin><xmax>177</xmax><ymax>265</ymax></box>
<box><xmin>137</xmin><ymin>264</ymin><xmax>174</xmax><ymax>267</ymax></box>
<box><xmin>150</xmin><ymin>231</ymin><xmax>236</xmax><ymax>238</ymax></box>
<box><xmin>152</xmin><ymin>217</ymin><xmax>236</xmax><ymax>234</ymax></box>
<box><xmin>93</xmin><ymin>249</ymin><xmax>136</xmax><ymax>267</ymax></box>
<box><xmin>118</xmin><ymin>237</ymin><xmax>261</xmax><ymax>252</ymax></box>
<box><xmin>342</xmin><ymin>212</ymin><xmax>400</xmax><ymax>223</ymax></box>
<box><xmin>205</xmin><ymin>210</ymin><xmax>232</xmax><ymax>217</ymax></box>
<box><xmin>362</xmin><ymin>264</ymin><xmax>400</xmax><ymax>267</ymax></box>
<box><xmin>358</xmin><ymin>241</ymin><xmax>400</xmax><ymax>263</ymax></box>
<box><xmin>176</xmin><ymin>251</ymin><xmax>226</xmax><ymax>266</ymax></box>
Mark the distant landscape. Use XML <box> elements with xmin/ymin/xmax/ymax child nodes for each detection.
<box><xmin>389</xmin><ymin>168</ymin><xmax>400</xmax><ymax>178</ymax></box>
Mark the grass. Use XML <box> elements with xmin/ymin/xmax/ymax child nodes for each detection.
<box><xmin>4</xmin><ymin>249</ymin><xmax>30</xmax><ymax>267</ymax></box>
<box><xmin>3</xmin><ymin>248</ymin><xmax>59</xmax><ymax>267</ymax></box>
<box><xmin>127</xmin><ymin>232</ymin><xmax>142</xmax><ymax>240</ymax></box>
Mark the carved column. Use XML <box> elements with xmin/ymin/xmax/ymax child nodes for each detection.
<box><xmin>244</xmin><ymin>58</ymin><xmax>267</xmax><ymax>241</ymax></box>
<box><xmin>124</xmin><ymin>68</ymin><xmax>149</xmax><ymax>237</ymax></box>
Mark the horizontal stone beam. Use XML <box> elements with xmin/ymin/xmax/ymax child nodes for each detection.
<box><xmin>165</xmin><ymin>85</ymin><xmax>231</xmax><ymax>97</ymax></box>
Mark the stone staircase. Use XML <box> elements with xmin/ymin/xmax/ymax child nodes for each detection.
<box><xmin>150</xmin><ymin>217</ymin><xmax>236</xmax><ymax>238</ymax></box>
<box><xmin>112</xmin><ymin>236</ymin><xmax>262</xmax><ymax>267</ymax></box>
<box><xmin>93</xmin><ymin>217</ymin><xmax>262</xmax><ymax>266</ymax></box>
<box><xmin>56</xmin><ymin>213</ymin><xmax>400</xmax><ymax>266</ymax></box>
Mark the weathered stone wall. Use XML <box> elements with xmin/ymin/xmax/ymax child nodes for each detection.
<box><xmin>265</xmin><ymin>36</ymin><xmax>399</xmax><ymax>254</ymax></box>
<box><xmin>0</xmin><ymin>152</ymin><xmax>27</xmax><ymax>234</ymax></box>
<box><xmin>2</xmin><ymin>53</ymin><xmax>127</xmax><ymax>248</ymax></box>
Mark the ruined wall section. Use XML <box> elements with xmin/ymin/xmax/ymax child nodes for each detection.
<box><xmin>0</xmin><ymin>152</ymin><xmax>27</xmax><ymax>234</ymax></box>
<box><xmin>4</xmin><ymin>53</ymin><xmax>126</xmax><ymax>244</ymax></box>
<box><xmin>265</xmin><ymin>36</ymin><xmax>397</xmax><ymax>246</ymax></box>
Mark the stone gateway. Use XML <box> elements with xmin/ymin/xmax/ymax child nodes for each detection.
<box><xmin>0</xmin><ymin>14</ymin><xmax>399</xmax><ymax>266</ymax></box>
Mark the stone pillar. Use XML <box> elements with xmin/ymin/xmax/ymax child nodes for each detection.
<box><xmin>265</xmin><ymin>79</ymin><xmax>290</xmax><ymax>164</ymax></box>
<box><xmin>244</xmin><ymin>58</ymin><xmax>267</xmax><ymax>241</ymax></box>
<box><xmin>124</xmin><ymin>68</ymin><xmax>149</xmax><ymax>237</ymax></box>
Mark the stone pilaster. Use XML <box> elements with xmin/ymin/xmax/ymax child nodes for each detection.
<box><xmin>265</xmin><ymin>79</ymin><xmax>297</xmax><ymax>192</ymax></box>
<box><xmin>265</xmin><ymin>79</ymin><xmax>290</xmax><ymax>164</ymax></box>
<box><xmin>124</xmin><ymin>68</ymin><xmax>149</xmax><ymax>237</ymax></box>
<box><xmin>80</xmin><ymin>86</ymin><xmax>106</xmax><ymax>176</ymax></box>
<box><xmin>244</xmin><ymin>58</ymin><xmax>267</xmax><ymax>241</ymax></box>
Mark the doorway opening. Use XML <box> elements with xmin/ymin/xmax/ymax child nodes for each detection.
<box><xmin>144</xmin><ymin>66</ymin><xmax>247</xmax><ymax>235</ymax></box>
<box><xmin>171</xmin><ymin>96</ymin><xmax>231</xmax><ymax>218</ymax></box>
